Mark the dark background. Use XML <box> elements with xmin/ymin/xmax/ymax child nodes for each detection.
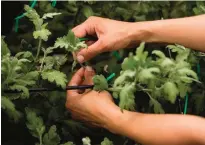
<box><xmin>2</xmin><ymin>1</ymin><xmax>27</xmax><ymax>35</ymax></box>
<box><xmin>2</xmin><ymin>2</ymin><xmax>35</xmax><ymax>145</ymax></box>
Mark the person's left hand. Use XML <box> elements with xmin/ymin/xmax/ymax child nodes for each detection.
<box><xmin>66</xmin><ymin>66</ymin><xmax>119</xmax><ymax>128</ymax></box>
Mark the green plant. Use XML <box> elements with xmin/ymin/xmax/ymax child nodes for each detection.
<box><xmin>2</xmin><ymin>1</ymin><xmax>205</xmax><ymax>145</ymax></box>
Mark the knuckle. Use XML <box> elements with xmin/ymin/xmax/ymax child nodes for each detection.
<box><xmin>88</xmin><ymin>16</ymin><xmax>97</xmax><ymax>21</ymax></box>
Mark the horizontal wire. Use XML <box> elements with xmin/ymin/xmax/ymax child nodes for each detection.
<box><xmin>3</xmin><ymin>85</ymin><xmax>94</xmax><ymax>93</ymax></box>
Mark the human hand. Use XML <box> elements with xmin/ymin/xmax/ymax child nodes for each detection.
<box><xmin>72</xmin><ymin>16</ymin><xmax>141</xmax><ymax>63</ymax></box>
<box><xmin>66</xmin><ymin>66</ymin><xmax>119</xmax><ymax>128</ymax></box>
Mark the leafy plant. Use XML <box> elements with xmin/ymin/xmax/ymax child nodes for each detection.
<box><xmin>2</xmin><ymin>1</ymin><xmax>205</xmax><ymax>145</ymax></box>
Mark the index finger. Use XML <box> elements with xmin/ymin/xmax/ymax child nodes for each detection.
<box><xmin>67</xmin><ymin>68</ymin><xmax>85</xmax><ymax>96</ymax></box>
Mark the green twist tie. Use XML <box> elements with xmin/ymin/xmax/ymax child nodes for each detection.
<box><xmin>183</xmin><ymin>93</ymin><xmax>189</xmax><ymax>114</ymax></box>
<box><xmin>112</xmin><ymin>51</ymin><xmax>121</xmax><ymax>60</ymax></box>
<box><xmin>106</xmin><ymin>73</ymin><xmax>116</xmax><ymax>81</ymax></box>
<box><xmin>15</xmin><ymin>0</ymin><xmax>37</xmax><ymax>32</ymax></box>
<box><xmin>79</xmin><ymin>37</ymin><xmax>90</xmax><ymax>41</ymax></box>
<box><xmin>51</xmin><ymin>0</ymin><xmax>57</xmax><ymax>7</ymax></box>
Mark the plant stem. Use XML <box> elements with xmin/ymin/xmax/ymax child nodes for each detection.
<box><xmin>39</xmin><ymin>133</ymin><xmax>42</xmax><ymax>145</ymax></box>
<box><xmin>35</xmin><ymin>39</ymin><xmax>42</xmax><ymax>61</ymax></box>
<box><xmin>39</xmin><ymin>51</ymin><xmax>47</xmax><ymax>72</ymax></box>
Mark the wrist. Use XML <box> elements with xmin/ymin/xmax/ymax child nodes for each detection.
<box><xmin>128</xmin><ymin>20</ymin><xmax>163</xmax><ymax>44</ymax></box>
<box><xmin>103</xmin><ymin>106</ymin><xmax>141</xmax><ymax>134</ymax></box>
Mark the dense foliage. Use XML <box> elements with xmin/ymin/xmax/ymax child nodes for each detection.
<box><xmin>2</xmin><ymin>1</ymin><xmax>205</xmax><ymax>145</ymax></box>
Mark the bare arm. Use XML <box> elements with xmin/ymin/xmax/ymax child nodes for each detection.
<box><xmin>67</xmin><ymin>67</ymin><xmax>205</xmax><ymax>145</ymax></box>
<box><xmin>105</xmin><ymin>109</ymin><xmax>205</xmax><ymax>145</ymax></box>
<box><xmin>73</xmin><ymin>15</ymin><xmax>205</xmax><ymax>63</ymax></box>
<box><xmin>133</xmin><ymin>14</ymin><xmax>205</xmax><ymax>52</ymax></box>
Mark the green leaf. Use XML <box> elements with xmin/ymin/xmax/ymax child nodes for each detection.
<box><xmin>82</xmin><ymin>137</ymin><xmax>91</xmax><ymax>145</ymax></box>
<box><xmin>41</xmin><ymin>70</ymin><xmax>67</xmax><ymax>88</ymax></box>
<box><xmin>10</xmin><ymin>85</ymin><xmax>29</xmax><ymax>98</ymax></box>
<box><xmin>43</xmin><ymin>125</ymin><xmax>60</xmax><ymax>145</ymax></box>
<box><xmin>33</xmin><ymin>29</ymin><xmax>51</xmax><ymax>41</ymax></box>
<box><xmin>101</xmin><ymin>137</ymin><xmax>113</xmax><ymax>145</ymax></box>
<box><xmin>152</xmin><ymin>50</ymin><xmax>166</xmax><ymax>58</ymax></box>
<box><xmin>25</xmin><ymin>108</ymin><xmax>45</xmax><ymax>139</ymax></box>
<box><xmin>114</xmin><ymin>70</ymin><xmax>136</xmax><ymax>87</ymax></box>
<box><xmin>15</xmin><ymin>51</ymin><xmax>33</xmax><ymax>59</ymax></box>
<box><xmin>119</xmin><ymin>83</ymin><xmax>136</xmax><ymax>110</ymax></box>
<box><xmin>163</xmin><ymin>82</ymin><xmax>179</xmax><ymax>103</ymax></box>
<box><xmin>177</xmin><ymin>82</ymin><xmax>190</xmax><ymax>98</ymax></box>
<box><xmin>149</xmin><ymin>98</ymin><xmax>165</xmax><ymax>114</ymax></box>
<box><xmin>177</xmin><ymin>68</ymin><xmax>198</xmax><ymax>79</ymax></box>
<box><xmin>93</xmin><ymin>75</ymin><xmax>108</xmax><ymax>91</ymax></box>
<box><xmin>138</xmin><ymin>67</ymin><xmax>160</xmax><ymax>83</ymax></box>
<box><xmin>135</xmin><ymin>42</ymin><xmax>148</xmax><ymax>62</ymax></box>
<box><xmin>54</xmin><ymin>30</ymin><xmax>87</xmax><ymax>52</ymax></box>
<box><xmin>42</xmin><ymin>12</ymin><xmax>61</xmax><ymax>19</ymax></box>
<box><xmin>1</xmin><ymin>96</ymin><xmax>22</xmax><ymax>122</ymax></box>
<box><xmin>82</xmin><ymin>6</ymin><xmax>94</xmax><ymax>18</ymax></box>
<box><xmin>1</xmin><ymin>37</ymin><xmax>10</xmax><ymax>56</ymax></box>
<box><xmin>122</xmin><ymin>53</ymin><xmax>138</xmax><ymax>70</ymax></box>
<box><xmin>24</xmin><ymin>5</ymin><xmax>43</xmax><ymax>30</ymax></box>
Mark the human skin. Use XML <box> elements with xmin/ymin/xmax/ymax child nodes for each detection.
<box><xmin>72</xmin><ymin>15</ymin><xmax>205</xmax><ymax>63</ymax></box>
<box><xmin>66</xmin><ymin>15</ymin><xmax>205</xmax><ymax>145</ymax></box>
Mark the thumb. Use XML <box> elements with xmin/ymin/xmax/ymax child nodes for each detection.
<box><xmin>72</xmin><ymin>23</ymin><xmax>87</xmax><ymax>38</ymax></box>
<box><xmin>76</xmin><ymin>40</ymin><xmax>104</xmax><ymax>63</ymax></box>
<box><xmin>83</xmin><ymin>66</ymin><xmax>95</xmax><ymax>85</ymax></box>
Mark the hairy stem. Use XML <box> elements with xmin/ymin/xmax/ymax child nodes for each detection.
<box><xmin>39</xmin><ymin>133</ymin><xmax>42</xmax><ymax>145</ymax></box>
<box><xmin>35</xmin><ymin>39</ymin><xmax>42</xmax><ymax>61</ymax></box>
<box><xmin>39</xmin><ymin>51</ymin><xmax>47</xmax><ymax>72</ymax></box>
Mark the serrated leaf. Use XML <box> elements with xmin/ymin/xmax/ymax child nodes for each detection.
<box><xmin>177</xmin><ymin>68</ymin><xmax>198</xmax><ymax>79</ymax></box>
<box><xmin>10</xmin><ymin>85</ymin><xmax>29</xmax><ymax>98</ymax></box>
<box><xmin>101</xmin><ymin>137</ymin><xmax>113</xmax><ymax>145</ymax></box>
<box><xmin>138</xmin><ymin>67</ymin><xmax>160</xmax><ymax>83</ymax></box>
<box><xmin>24</xmin><ymin>5</ymin><xmax>43</xmax><ymax>30</ymax></box>
<box><xmin>15</xmin><ymin>51</ymin><xmax>33</xmax><ymax>59</ymax></box>
<box><xmin>119</xmin><ymin>83</ymin><xmax>136</xmax><ymax>110</ymax></box>
<box><xmin>42</xmin><ymin>12</ymin><xmax>61</xmax><ymax>19</ymax></box>
<box><xmin>177</xmin><ymin>82</ymin><xmax>190</xmax><ymax>98</ymax></box>
<box><xmin>149</xmin><ymin>98</ymin><xmax>165</xmax><ymax>114</ymax></box>
<box><xmin>152</xmin><ymin>50</ymin><xmax>165</xmax><ymax>58</ymax></box>
<box><xmin>25</xmin><ymin>108</ymin><xmax>45</xmax><ymax>139</ymax></box>
<box><xmin>41</xmin><ymin>70</ymin><xmax>67</xmax><ymax>88</ymax></box>
<box><xmin>163</xmin><ymin>82</ymin><xmax>179</xmax><ymax>103</ymax></box>
<box><xmin>122</xmin><ymin>53</ymin><xmax>138</xmax><ymax>70</ymax></box>
<box><xmin>33</xmin><ymin>29</ymin><xmax>51</xmax><ymax>41</ymax></box>
<box><xmin>54</xmin><ymin>30</ymin><xmax>87</xmax><ymax>52</ymax></box>
<box><xmin>1</xmin><ymin>96</ymin><xmax>22</xmax><ymax>122</ymax></box>
<box><xmin>82</xmin><ymin>6</ymin><xmax>94</xmax><ymax>18</ymax></box>
<box><xmin>114</xmin><ymin>70</ymin><xmax>136</xmax><ymax>87</ymax></box>
<box><xmin>82</xmin><ymin>137</ymin><xmax>91</xmax><ymax>145</ymax></box>
<box><xmin>93</xmin><ymin>75</ymin><xmax>108</xmax><ymax>91</ymax></box>
<box><xmin>1</xmin><ymin>37</ymin><xmax>10</xmax><ymax>56</ymax></box>
<box><xmin>43</xmin><ymin>125</ymin><xmax>60</xmax><ymax>145</ymax></box>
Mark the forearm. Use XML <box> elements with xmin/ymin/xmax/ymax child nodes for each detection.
<box><xmin>132</xmin><ymin>14</ymin><xmax>205</xmax><ymax>52</ymax></box>
<box><xmin>105</xmin><ymin>109</ymin><xmax>205</xmax><ymax>145</ymax></box>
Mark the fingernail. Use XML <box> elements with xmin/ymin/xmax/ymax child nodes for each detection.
<box><xmin>77</xmin><ymin>55</ymin><xmax>84</xmax><ymax>63</ymax></box>
<box><xmin>86</xmin><ymin>66</ymin><xmax>93</xmax><ymax>72</ymax></box>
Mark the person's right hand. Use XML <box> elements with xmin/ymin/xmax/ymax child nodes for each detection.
<box><xmin>72</xmin><ymin>16</ymin><xmax>141</xmax><ymax>63</ymax></box>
